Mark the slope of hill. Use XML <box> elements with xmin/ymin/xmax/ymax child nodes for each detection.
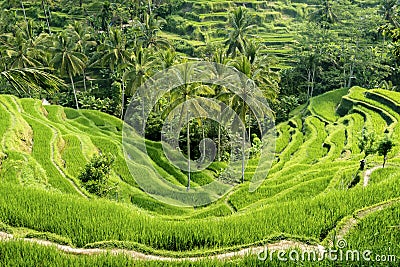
<box><xmin>162</xmin><ymin>0</ymin><xmax>307</xmax><ymax>65</ymax></box>
<box><xmin>3</xmin><ymin>0</ymin><xmax>311</xmax><ymax>67</ymax></box>
<box><xmin>0</xmin><ymin>87</ymin><xmax>399</xmax><ymax>265</ymax></box>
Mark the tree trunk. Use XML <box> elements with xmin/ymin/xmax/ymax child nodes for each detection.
<box><xmin>69</xmin><ymin>72</ymin><xmax>79</xmax><ymax>110</ymax></box>
<box><xmin>307</xmin><ymin>69</ymin><xmax>311</xmax><ymax>100</ymax></box>
<box><xmin>21</xmin><ymin>1</ymin><xmax>27</xmax><ymax>24</ymax></box>
<box><xmin>42</xmin><ymin>0</ymin><xmax>51</xmax><ymax>34</ymax></box>
<box><xmin>80</xmin><ymin>0</ymin><xmax>83</xmax><ymax>8</ymax></box>
<box><xmin>121</xmin><ymin>82</ymin><xmax>125</xmax><ymax>120</ymax></box>
<box><xmin>242</xmin><ymin>122</ymin><xmax>245</xmax><ymax>184</ymax></box>
<box><xmin>348</xmin><ymin>62</ymin><xmax>354</xmax><ymax>88</ymax></box>
<box><xmin>148</xmin><ymin>0</ymin><xmax>152</xmax><ymax>15</ymax></box>
<box><xmin>383</xmin><ymin>155</ymin><xmax>387</xmax><ymax>168</ymax></box>
<box><xmin>186</xmin><ymin>108</ymin><xmax>191</xmax><ymax>191</ymax></box>
<box><xmin>202</xmin><ymin>123</ymin><xmax>205</xmax><ymax>162</ymax></box>
<box><xmin>310</xmin><ymin>64</ymin><xmax>316</xmax><ymax>98</ymax></box>
<box><xmin>142</xmin><ymin>100</ymin><xmax>145</xmax><ymax>136</ymax></box>
<box><xmin>248</xmin><ymin>115</ymin><xmax>251</xmax><ymax>141</ymax></box>
<box><xmin>218</xmin><ymin>124</ymin><xmax>221</xmax><ymax>161</ymax></box>
<box><xmin>241</xmin><ymin>109</ymin><xmax>247</xmax><ymax>184</ymax></box>
<box><xmin>82</xmin><ymin>69</ymin><xmax>87</xmax><ymax>92</ymax></box>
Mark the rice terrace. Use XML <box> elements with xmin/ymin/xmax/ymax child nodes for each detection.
<box><xmin>0</xmin><ymin>0</ymin><xmax>399</xmax><ymax>266</ymax></box>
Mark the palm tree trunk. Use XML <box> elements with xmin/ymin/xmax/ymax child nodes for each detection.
<box><xmin>21</xmin><ymin>1</ymin><xmax>27</xmax><ymax>24</ymax></box>
<box><xmin>307</xmin><ymin>69</ymin><xmax>311</xmax><ymax>100</ymax></box>
<box><xmin>42</xmin><ymin>0</ymin><xmax>51</xmax><ymax>34</ymax></box>
<box><xmin>241</xmin><ymin>110</ymin><xmax>247</xmax><ymax>183</ymax></box>
<box><xmin>69</xmin><ymin>72</ymin><xmax>79</xmax><ymax>110</ymax></box>
<box><xmin>82</xmin><ymin>69</ymin><xmax>87</xmax><ymax>92</ymax></box>
<box><xmin>121</xmin><ymin>82</ymin><xmax>125</xmax><ymax>120</ymax></box>
<box><xmin>148</xmin><ymin>0</ymin><xmax>152</xmax><ymax>15</ymax></box>
<box><xmin>186</xmin><ymin>108</ymin><xmax>191</xmax><ymax>191</ymax></box>
<box><xmin>242</xmin><ymin>123</ymin><xmax>245</xmax><ymax>183</ymax></box>
<box><xmin>202</xmin><ymin>122</ymin><xmax>205</xmax><ymax>162</ymax></box>
<box><xmin>218</xmin><ymin>124</ymin><xmax>221</xmax><ymax>161</ymax></box>
<box><xmin>348</xmin><ymin>62</ymin><xmax>354</xmax><ymax>88</ymax></box>
<box><xmin>142</xmin><ymin>101</ymin><xmax>145</xmax><ymax>135</ymax></box>
<box><xmin>248</xmin><ymin>116</ymin><xmax>251</xmax><ymax>141</ymax></box>
<box><xmin>310</xmin><ymin>64</ymin><xmax>316</xmax><ymax>98</ymax></box>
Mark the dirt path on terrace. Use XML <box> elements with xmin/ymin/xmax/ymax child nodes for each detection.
<box><xmin>0</xmin><ymin>167</ymin><xmax>398</xmax><ymax>261</ymax></box>
<box><xmin>363</xmin><ymin>165</ymin><xmax>382</xmax><ymax>187</ymax></box>
<box><xmin>333</xmin><ymin>200</ymin><xmax>397</xmax><ymax>244</ymax></box>
<box><xmin>0</xmin><ymin>231</ymin><xmax>324</xmax><ymax>261</ymax></box>
<box><xmin>332</xmin><ymin>166</ymin><xmax>397</xmax><ymax>244</ymax></box>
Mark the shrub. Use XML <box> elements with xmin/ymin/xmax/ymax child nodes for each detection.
<box><xmin>377</xmin><ymin>135</ymin><xmax>395</xmax><ymax>168</ymax></box>
<box><xmin>78</xmin><ymin>153</ymin><xmax>116</xmax><ymax>197</ymax></box>
<box><xmin>249</xmin><ymin>134</ymin><xmax>262</xmax><ymax>158</ymax></box>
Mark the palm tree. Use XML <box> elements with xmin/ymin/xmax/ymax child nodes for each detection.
<box><xmin>222</xmin><ymin>60</ymin><xmax>252</xmax><ymax>184</ymax></box>
<box><xmin>94</xmin><ymin>28</ymin><xmax>133</xmax><ymax>118</ymax></box>
<box><xmin>21</xmin><ymin>1</ymin><xmax>27</xmax><ymax>23</ymax></box>
<box><xmin>242</xmin><ymin>40</ymin><xmax>280</xmax><ymax>100</ymax></box>
<box><xmin>67</xmin><ymin>21</ymin><xmax>96</xmax><ymax>91</ymax></box>
<box><xmin>50</xmin><ymin>31</ymin><xmax>87</xmax><ymax>109</ymax></box>
<box><xmin>1</xmin><ymin>67</ymin><xmax>65</xmax><ymax>96</ymax></box>
<box><xmin>123</xmin><ymin>45</ymin><xmax>157</xmax><ymax>122</ymax></box>
<box><xmin>310</xmin><ymin>0</ymin><xmax>339</xmax><ymax>27</ymax></box>
<box><xmin>159</xmin><ymin>48</ymin><xmax>178</xmax><ymax>70</ymax></box>
<box><xmin>100</xmin><ymin>2</ymin><xmax>112</xmax><ymax>32</ymax></box>
<box><xmin>0</xmin><ymin>20</ymin><xmax>49</xmax><ymax>69</ymax></box>
<box><xmin>41</xmin><ymin>0</ymin><xmax>51</xmax><ymax>34</ymax></box>
<box><xmin>210</xmin><ymin>48</ymin><xmax>230</xmax><ymax>161</ymax></box>
<box><xmin>132</xmin><ymin>13</ymin><xmax>169</xmax><ymax>49</ymax></box>
<box><xmin>225</xmin><ymin>6</ymin><xmax>255</xmax><ymax>57</ymax></box>
<box><xmin>379</xmin><ymin>0</ymin><xmax>399</xmax><ymax>27</ymax></box>
<box><xmin>164</xmin><ymin>63</ymin><xmax>215</xmax><ymax>190</ymax></box>
<box><xmin>124</xmin><ymin>46</ymin><xmax>156</xmax><ymax>96</ymax></box>
<box><xmin>224</xmin><ymin>53</ymin><xmax>279</xmax><ymax>183</ymax></box>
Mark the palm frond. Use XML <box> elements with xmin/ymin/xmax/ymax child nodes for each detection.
<box><xmin>1</xmin><ymin>68</ymin><xmax>66</xmax><ymax>95</ymax></box>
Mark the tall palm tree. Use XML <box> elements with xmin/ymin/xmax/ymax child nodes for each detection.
<box><xmin>100</xmin><ymin>2</ymin><xmax>112</xmax><ymax>32</ymax></box>
<box><xmin>210</xmin><ymin>48</ymin><xmax>230</xmax><ymax>161</ymax></box>
<box><xmin>223</xmin><ymin>58</ymin><xmax>252</xmax><ymax>184</ymax></box>
<box><xmin>224</xmin><ymin>54</ymin><xmax>279</xmax><ymax>183</ymax></box>
<box><xmin>163</xmin><ymin>63</ymin><xmax>215</xmax><ymax>190</ymax></box>
<box><xmin>123</xmin><ymin>45</ymin><xmax>157</xmax><ymax>122</ymax></box>
<box><xmin>133</xmin><ymin>13</ymin><xmax>169</xmax><ymax>49</ymax></box>
<box><xmin>124</xmin><ymin>46</ymin><xmax>156</xmax><ymax>96</ymax></box>
<box><xmin>310</xmin><ymin>0</ymin><xmax>338</xmax><ymax>27</ymax></box>
<box><xmin>1</xmin><ymin>20</ymin><xmax>49</xmax><ymax>69</ymax></box>
<box><xmin>21</xmin><ymin>1</ymin><xmax>27</xmax><ymax>23</ymax></box>
<box><xmin>41</xmin><ymin>0</ymin><xmax>51</xmax><ymax>34</ymax></box>
<box><xmin>94</xmin><ymin>28</ymin><xmax>133</xmax><ymax>118</ymax></box>
<box><xmin>379</xmin><ymin>0</ymin><xmax>400</xmax><ymax>27</ymax></box>
<box><xmin>67</xmin><ymin>21</ymin><xmax>96</xmax><ymax>91</ymax></box>
<box><xmin>225</xmin><ymin>6</ymin><xmax>255</xmax><ymax>57</ymax></box>
<box><xmin>234</xmin><ymin>51</ymin><xmax>280</xmax><ymax>103</ymax></box>
<box><xmin>50</xmin><ymin>31</ymin><xmax>87</xmax><ymax>109</ymax></box>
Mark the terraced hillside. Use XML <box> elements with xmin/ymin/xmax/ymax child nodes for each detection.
<box><xmin>162</xmin><ymin>0</ymin><xmax>308</xmax><ymax>64</ymax></box>
<box><xmin>5</xmin><ymin>0</ymin><xmax>383</xmax><ymax>71</ymax></box>
<box><xmin>0</xmin><ymin>87</ymin><xmax>399</xmax><ymax>265</ymax></box>
<box><xmin>5</xmin><ymin>0</ymin><xmax>309</xmax><ymax>67</ymax></box>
